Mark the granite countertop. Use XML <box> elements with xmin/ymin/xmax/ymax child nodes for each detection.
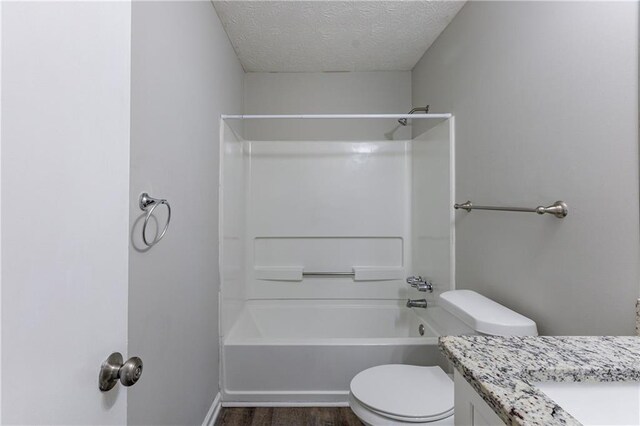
<box><xmin>439</xmin><ymin>335</ymin><xmax>640</xmax><ymax>426</ymax></box>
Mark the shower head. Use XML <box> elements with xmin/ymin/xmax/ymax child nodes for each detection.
<box><xmin>398</xmin><ymin>105</ymin><xmax>429</xmax><ymax>126</ymax></box>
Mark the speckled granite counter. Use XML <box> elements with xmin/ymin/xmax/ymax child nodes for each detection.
<box><xmin>439</xmin><ymin>336</ymin><xmax>640</xmax><ymax>426</ymax></box>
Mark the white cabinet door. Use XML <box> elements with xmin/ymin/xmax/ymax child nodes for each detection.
<box><xmin>454</xmin><ymin>372</ymin><xmax>505</xmax><ymax>426</ymax></box>
<box><xmin>1</xmin><ymin>2</ymin><xmax>132</xmax><ymax>424</ymax></box>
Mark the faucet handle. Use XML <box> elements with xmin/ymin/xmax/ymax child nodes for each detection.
<box><xmin>406</xmin><ymin>276</ymin><xmax>423</xmax><ymax>287</ymax></box>
<box><xmin>406</xmin><ymin>276</ymin><xmax>434</xmax><ymax>293</ymax></box>
<box><xmin>416</xmin><ymin>281</ymin><xmax>433</xmax><ymax>293</ymax></box>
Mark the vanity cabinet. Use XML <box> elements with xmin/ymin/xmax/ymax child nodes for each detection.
<box><xmin>454</xmin><ymin>371</ymin><xmax>505</xmax><ymax>426</ymax></box>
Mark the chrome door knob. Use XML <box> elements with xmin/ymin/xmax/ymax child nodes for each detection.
<box><xmin>99</xmin><ymin>352</ymin><xmax>143</xmax><ymax>391</ymax></box>
<box><xmin>120</xmin><ymin>356</ymin><xmax>143</xmax><ymax>386</ymax></box>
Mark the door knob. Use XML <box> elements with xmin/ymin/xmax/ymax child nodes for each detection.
<box><xmin>99</xmin><ymin>352</ymin><xmax>143</xmax><ymax>391</ymax></box>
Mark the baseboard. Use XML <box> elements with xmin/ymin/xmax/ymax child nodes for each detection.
<box><xmin>222</xmin><ymin>389</ymin><xmax>350</xmax><ymax>405</ymax></box>
<box><xmin>202</xmin><ymin>392</ymin><xmax>222</xmax><ymax>426</ymax></box>
<box><xmin>222</xmin><ymin>401</ymin><xmax>349</xmax><ymax>408</ymax></box>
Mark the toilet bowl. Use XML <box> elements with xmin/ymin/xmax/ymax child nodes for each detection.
<box><xmin>349</xmin><ymin>364</ymin><xmax>454</xmax><ymax>425</ymax></box>
<box><xmin>348</xmin><ymin>290</ymin><xmax>537</xmax><ymax>425</ymax></box>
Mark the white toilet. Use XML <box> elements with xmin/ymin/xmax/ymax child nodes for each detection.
<box><xmin>348</xmin><ymin>290</ymin><xmax>538</xmax><ymax>425</ymax></box>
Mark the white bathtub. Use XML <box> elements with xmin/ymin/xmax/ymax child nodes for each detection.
<box><xmin>222</xmin><ymin>300</ymin><xmax>455</xmax><ymax>406</ymax></box>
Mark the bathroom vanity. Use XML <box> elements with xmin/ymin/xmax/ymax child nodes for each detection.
<box><xmin>440</xmin><ymin>335</ymin><xmax>640</xmax><ymax>425</ymax></box>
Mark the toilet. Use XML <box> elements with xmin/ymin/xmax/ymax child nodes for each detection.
<box><xmin>348</xmin><ymin>290</ymin><xmax>538</xmax><ymax>425</ymax></box>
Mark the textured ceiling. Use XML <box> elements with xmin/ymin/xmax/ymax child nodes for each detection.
<box><xmin>212</xmin><ymin>1</ymin><xmax>466</xmax><ymax>72</ymax></box>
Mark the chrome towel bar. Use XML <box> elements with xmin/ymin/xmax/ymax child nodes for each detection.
<box><xmin>454</xmin><ymin>200</ymin><xmax>568</xmax><ymax>218</ymax></box>
<box><xmin>139</xmin><ymin>192</ymin><xmax>172</xmax><ymax>247</ymax></box>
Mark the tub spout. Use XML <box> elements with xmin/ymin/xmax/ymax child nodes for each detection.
<box><xmin>406</xmin><ymin>299</ymin><xmax>428</xmax><ymax>309</ymax></box>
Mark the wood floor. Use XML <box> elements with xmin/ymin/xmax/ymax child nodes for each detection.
<box><xmin>215</xmin><ymin>407</ymin><xmax>364</xmax><ymax>426</ymax></box>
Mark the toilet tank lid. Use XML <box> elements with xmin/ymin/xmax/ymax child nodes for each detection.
<box><xmin>439</xmin><ymin>290</ymin><xmax>538</xmax><ymax>336</ymax></box>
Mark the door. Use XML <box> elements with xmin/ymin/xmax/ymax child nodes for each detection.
<box><xmin>1</xmin><ymin>2</ymin><xmax>132</xmax><ymax>424</ymax></box>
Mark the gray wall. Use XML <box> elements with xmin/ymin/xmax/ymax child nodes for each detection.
<box><xmin>413</xmin><ymin>1</ymin><xmax>639</xmax><ymax>335</ymax></box>
<box><xmin>243</xmin><ymin>71</ymin><xmax>413</xmax><ymax>140</ymax></box>
<box><xmin>128</xmin><ymin>2</ymin><xmax>243</xmax><ymax>424</ymax></box>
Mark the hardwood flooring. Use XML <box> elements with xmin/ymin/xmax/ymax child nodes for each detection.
<box><xmin>215</xmin><ymin>407</ymin><xmax>364</xmax><ymax>426</ymax></box>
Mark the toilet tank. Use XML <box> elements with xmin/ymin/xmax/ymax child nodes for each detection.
<box><xmin>439</xmin><ymin>290</ymin><xmax>538</xmax><ymax>336</ymax></box>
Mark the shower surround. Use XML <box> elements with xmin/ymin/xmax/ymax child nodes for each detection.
<box><xmin>218</xmin><ymin>114</ymin><xmax>454</xmax><ymax>405</ymax></box>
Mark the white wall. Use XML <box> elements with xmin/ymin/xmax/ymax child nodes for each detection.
<box><xmin>1</xmin><ymin>2</ymin><xmax>131</xmax><ymax>423</ymax></box>
<box><xmin>413</xmin><ymin>1</ymin><xmax>639</xmax><ymax>335</ymax></box>
<box><xmin>1</xmin><ymin>1</ymin><xmax>4</xmax><ymax>418</ymax></box>
<box><xmin>243</xmin><ymin>71</ymin><xmax>413</xmax><ymax>140</ymax></box>
<box><xmin>128</xmin><ymin>2</ymin><xmax>243</xmax><ymax>425</ymax></box>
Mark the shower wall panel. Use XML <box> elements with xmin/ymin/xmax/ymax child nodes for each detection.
<box><xmin>220</xmin><ymin>121</ymin><xmax>248</xmax><ymax>337</ymax></box>
<box><xmin>411</xmin><ymin>121</ymin><xmax>454</xmax><ymax>302</ymax></box>
<box><xmin>246</xmin><ymin>140</ymin><xmax>412</xmax><ymax>299</ymax></box>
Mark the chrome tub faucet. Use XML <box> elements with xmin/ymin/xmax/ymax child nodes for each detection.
<box><xmin>406</xmin><ymin>299</ymin><xmax>428</xmax><ymax>309</ymax></box>
<box><xmin>406</xmin><ymin>276</ymin><xmax>432</xmax><ymax>309</ymax></box>
<box><xmin>406</xmin><ymin>276</ymin><xmax>433</xmax><ymax>293</ymax></box>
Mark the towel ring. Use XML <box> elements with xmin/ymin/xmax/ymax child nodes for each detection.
<box><xmin>139</xmin><ymin>192</ymin><xmax>171</xmax><ymax>247</ymax></box>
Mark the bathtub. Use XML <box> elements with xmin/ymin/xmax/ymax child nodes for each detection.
<box><xmin>221</xmin><ymin>299</ymin><xmax>456</xmax><ymax>406</ymax></box>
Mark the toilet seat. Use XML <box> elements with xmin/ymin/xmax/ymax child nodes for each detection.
<box><xmin>349</xmin><ymin>365</ymin><xmax>454</xmax><ymax>423</ymax></box>
<box><xmin>349</xmin><ymin>393</ymin><xmax>454</xmax><ymax>425</ymax></box>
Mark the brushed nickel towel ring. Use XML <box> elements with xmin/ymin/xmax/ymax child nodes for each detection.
<box><xmin>139</xmin><ymin>192</ymin><xmax>171</xmax><ymax>247</ymax></box>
